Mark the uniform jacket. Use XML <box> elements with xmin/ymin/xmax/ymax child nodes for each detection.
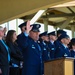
<box><xmin>55</xmin><ymin>43</ymin><xmax>71</xmax><ymax>58</ymax></box>
<box><xmin>54</xmin><ymin>39</ymin><xmax>61</xmax><ymax>48</ymax></box>
<box><xmin>17</xmin><ymin>33</ymin><xmax>42</xmax><ymax>65</ymax></box>
<box><xmin>38</xmin><ymin>39</ymin><xmax>49</xmax><ymax>61</ymax></box>
<box><xmin>70</xmin><ymin>50</ymin><xmax>75</xmax><ymax>57</ymax></box>
<box><xmin>17</xmin><ymin>33</ymin><xmax>43</xmax><ymax>75</ymax></box>
<box><xmin>48</xmin><ymin>41</ymin><xmax>56</xmax><ymax>59</ymax></box>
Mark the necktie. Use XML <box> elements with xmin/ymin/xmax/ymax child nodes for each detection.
<box><xmin>38</xmin><ymin>44</ymin><xmax>41</xmax><ymax>52</ymax></box>
<box><xmin>1</xmin><ymin>40</ymin><xmax>10</xmax><ymax>62</ymax></box>
<box><xmin>36</xmin><ymin>42</ymin><xmax>41</xmax><ymax>51</ymax></box>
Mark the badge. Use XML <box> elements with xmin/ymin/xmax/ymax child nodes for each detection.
<box><xmin>64</xmin><ymin>53</ymin><xmax>68</xmax><ymax>57</ymax></box>
<box><xmin>32</xmin><ymin>45</ymin><xmax>35</xmax><ymax>49</ymax></box>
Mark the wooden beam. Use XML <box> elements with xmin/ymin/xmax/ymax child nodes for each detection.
<box><xmin>59</xmin><ymin>17</ymin><xmax>74</xmax><ymax>29</ymax></box>
<box><xmin>67</xmin><ymin>7</ymin><xmax>75</xmax><ymax>13</ymax></box>
<box><xmin>43</xmin><ymin>19</ymin><xmax>48</xmax><ymax>31</ymax></box>
<box><xmin>20</xmin><ymin>14</ymin><xmax>36</xmax><ymax>20</ymax></box>
<box><xmin>42</xmin><ymin>13</ymin><xmax>75</xmax><ymax>18</ymax></box>
<box><xmin>71</xmin><ymin>26</ymin><xmax>75</xmax><ymax>38</ymax></box>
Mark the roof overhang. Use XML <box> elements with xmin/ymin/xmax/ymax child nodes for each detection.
<box><xmin>0</xmin><ymin>0</ymin><xmax>73</xmax><ymax>24</ymax></box>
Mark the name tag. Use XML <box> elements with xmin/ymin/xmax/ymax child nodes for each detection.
<box><xmin>64</xmin><ymin>53</ymin><xmax>68</xmax><ymax>57</ymax></box>
<box><xmin>44</xmin><ymin>48</ymin><xmax>46</xmax><ymax>50</ymax></box>
<box><xmin>51</xmin><ymin>48</ymin><xmax>55</xmax><ymax>50</ymax></box>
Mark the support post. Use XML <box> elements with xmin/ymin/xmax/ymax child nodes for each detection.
<box><xmin>43</xmin><ymin>19</ymin><xmax>48</xmax><ymax>31</ymax></box>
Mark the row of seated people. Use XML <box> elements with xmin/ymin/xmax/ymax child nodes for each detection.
<box><xmin>0</xmin><ymin>20</ymin><xmax>75</xmax><ymax>75</ymax></box>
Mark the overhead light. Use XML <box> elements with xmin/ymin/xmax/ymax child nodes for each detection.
<box><xmin>30</xmin><ymin>10</ymin><xmax>45</xmax><ymax>24</ymax></box>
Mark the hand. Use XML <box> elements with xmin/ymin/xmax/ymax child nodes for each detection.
<box><xmin>0</xmin><ymin>68</ymin><xmax>2</xmax><ymax>74</ymax></box>
<box><xmin>25</xmin><ymin>20</ymin><xmax>33</xmax><ymax>34</ymax></box>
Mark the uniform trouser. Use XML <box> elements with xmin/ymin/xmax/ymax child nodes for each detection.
<box><xmin>9</xmin><ymin>67</ymin><xmax>20</xmax><ymax>75</ymax></box>
<box><xmin>0</xmin><ymin>65</ymin><xmax>9</xmax><ymax>75</ymax></box>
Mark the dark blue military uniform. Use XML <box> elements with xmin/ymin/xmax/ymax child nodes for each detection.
<box><xmin>69</xmin><ymin>38</ymin><xmax>75</xmax><ymax>58</ymax></box>
<box><xmin>48</xmin><ymin>41</ymin><xmax>56</xmax><ymax>59</ymax></box>
<box><xmin>54</xmin><ymin>29</ymin><xmax>67</xmax><ymax>49</ymax></box>
<box><xmin>39</xmin><ymin>31</ymin><xmax>49</xmax><ymax>61</ymax></box>
<box><xmin>55</xmin><ymin>34</ymin><xmax>71</xmax><ymax>58</ymax></box>
<box><xmin>70</xmin><ymin>50</ymin><xmax>75</xmax><ymax>75</ymax></box>
<box><xmin>38</xmin><ymin>31</ymin><xmax>49</xmax><ymax>74</ymax></box>
<box><xmin>55</xmin><ymin>43</ymin><xmax>71</xmax><ymax>58</ymax></box>
<box><xmin>17</xmin><ymin>24</ymin><xmax>43</xmax><ymax>75</ymax></box>
<box><xmin>69</xmin><ymin>38</ymin><xmax>75</xmax><ymax>75</ymax></box>
<box><xmin>38</xmin><ymin>39</ymin><xmax>49</xmax><ymax>74</ymax></box>
<box><xmin>70</xmin><ymin>50</ymin><xmax>75</xmax><ymax>57</ymax></box>
<box><xmin>54</xmin><ymin>39</ymin><xmax>61</xmax><ymax>49</ymax></box>
<box><xmin>48</xmin><ymin>31</ymin><xmax>56</xmax><ymax>59</ymax></box>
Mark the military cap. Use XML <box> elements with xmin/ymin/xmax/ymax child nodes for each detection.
<box><xmin>71</xmin><ymin>38</ymin><xmax>75</xmax><ymax>43</ymax></box>
<box><xmin>31</xmin><ymin>24</ymin><xmax>41</xmax><ymax>32</ymax></box>
<box><xmin>18</xmin><ymin>21</ymin><xmax>27</xmax><ymax>29</ymax></box>
<box><xmin>58</xmin><ymin>34</ymin><xmax>70</xmax><ymax>41</ymax></box>
<box><xmin>48</xmin><ymin>31</ymin><xmax>56</xmax><ymax>36</ymax></box>
<box><xmin>39</xmin><ymin>31</ymin><xmax>48</xmax><ymax>37</ymax></box>
<box><xmin>69</xmin><ymin>38</ymin><xmax>75</xmax><ymax>45</ymax></box>
<box><xmin>57</xmin><ymin>29</ymin><xmax>66</xmax><ymax>35</ymax></box>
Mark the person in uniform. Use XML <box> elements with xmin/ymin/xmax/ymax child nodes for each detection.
<box><xmin>39</xmin><ymin>31</ymin><xmax>49</xmax><ymax>74</ymax></box>
<box><xmin>48</xmin><ymin>31</ymin><xmax>57</xmax><ymax>59</ymax></box>
<box><xmin>0</xmin><ymin>26</ymin><xmax>10</xmax><ymax>75</ymax></box>
<box><xmin>17</xmin><ymin>21</ymin><xmax>44</xmax><ymax>75</ymax></box>
<box><xmin>6</xmin><ymin>30</ymin><xmax>23</xmax><ymax>75</ymax></box>
<box><xmin>69</xmin><ymin>38</ymin><xmax>75</xmax><ymax>57</ymax></box>
<box><xmin>17</xmin><ymin>21</ymin><xmax>27</xmax><ymax>51</ymax></box>
<box><xmin>54</xmin><ymin>29</ymin><xmax>67</xmax><ymax>49</ymax></box>
<box><xmin>39</xmin><ymin>31</ymin><xmax>49</xmax><ymax>61</ymax></box>
<box><xmin>57</xmin><ymin>29</ymin><xmax>67</xmax><ymax>37</ymax></box>
<box><xmin>69</xmin><ymin>38</ymin><xmax>75</xmax><ymax>75</ymax></box>
<box><xmin>55</xmin><ymin>34</ymin><xmax>71</xmax><ymax>58</ymax></box>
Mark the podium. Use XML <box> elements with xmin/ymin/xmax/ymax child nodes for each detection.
<box><xmin>44</xmin><ymin>57</ymin><xmax>74</xmax><ymax>75</ymax></box>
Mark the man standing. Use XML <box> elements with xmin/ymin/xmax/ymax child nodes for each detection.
<box><xmin>39</xmin><ymin>31</ymin><xmax>49</xmax><ymax>74</ymax></box>
<box><xmin>17</xmin><ymin>21</ymin><xmax>43</xmax><ymax>75</ymax></box>
<box><xmin>55</xmin><ymin>34</ymin><xmax>71</xmax><ymax>58</ymax></box>
<box><xmin>17</xmin><ymin>21</ymin><xmax>27</xmax><ymax>51</ymax></box>
<box><xmin>54</xmin><ymin>29</ymin><xmax>67</xmax><ymax>48</ymax></box>
<box><xmin>48</xmin><ymin>31</ymin><xmax>57</xmax><ymax>59</ymax></box>
<box><xmin>0</xmin><ymin>26</ymin><xmax>10</xmax><ymax>75</ymax></box>
<box><xmin>39</xmin><ymin>31</ymin><xmax>49</xmax><ymax>61</ymax></box>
